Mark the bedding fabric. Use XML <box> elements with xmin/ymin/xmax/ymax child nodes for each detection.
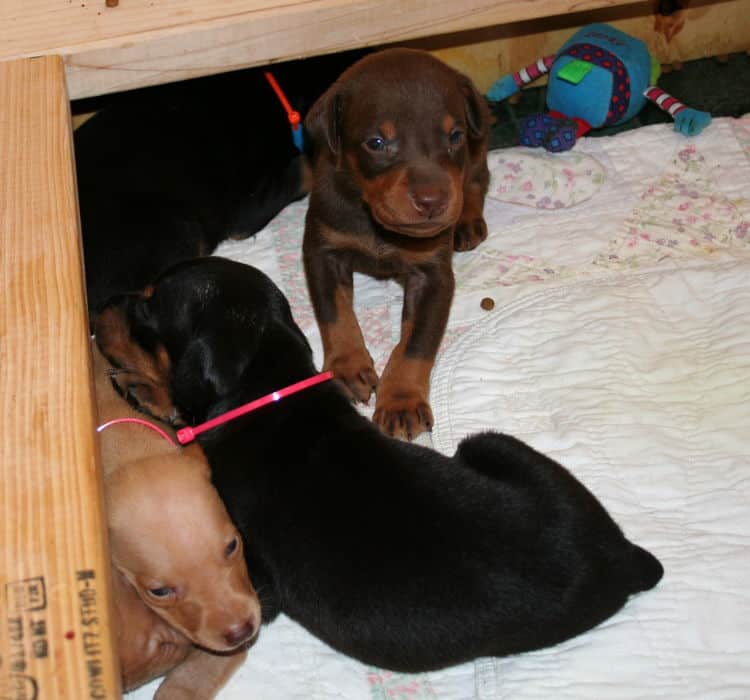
<box><xmin>129</xmin><ymin>114</ymin><xmax>750</xmax><ymax>699</ymax></box>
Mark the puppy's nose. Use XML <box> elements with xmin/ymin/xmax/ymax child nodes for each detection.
<box><xmin>224</xmin><ymin>617</ymin><xmax>257</xmax><ymax>647</ymax></box>
<box><xmin>410</xmin><ymin>185</ymin><xmax>449</xmax><ymax>219</ymax></box>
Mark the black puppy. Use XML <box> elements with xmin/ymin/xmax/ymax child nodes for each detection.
<box><xmin>76</xmin><ymin>50</ymin><xmax>366</xmax><ymax>319</ymax></box>
<box><xmin>95</xmin><ymin>257</ymin><xmax>663</xmax><ymax>672</ymax></box>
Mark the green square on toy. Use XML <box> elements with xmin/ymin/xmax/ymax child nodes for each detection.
<box><xmin>557</xmin><ymin>59</ymin><xmax>594</xmax><ymax>84</ymax></box>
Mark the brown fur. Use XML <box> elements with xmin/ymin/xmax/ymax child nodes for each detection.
<box><xmin>93</xmin><ymin>342</ymin><xmax>260</xmax><ymax>696</ymax></box>
<box><xmin>303</xmin><ymin>48</ymin><xmax>490</xmax><ymax>439</ymax></box>
<box><xmin>94</xmin><ymin>309</ymin><xmax>178</xmax><ymax>424</ymax></box>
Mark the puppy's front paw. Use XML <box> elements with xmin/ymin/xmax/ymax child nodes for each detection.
<box><xmin>373</xmin><ymin>393</ymin><xmax>434</xmax><ymax>441</ymax></box>
<box><xmin>326</xmin><ymin>352</ymin><xmax>379</xmax><ymax>404</ymax></box>
<box><xmin>454</xmin><ymin>216</ymin><xmax>487</xmax><ymax>252</ymax></box>
<box><xmin>154</xmin><ymin>683</ymin><xmax>194</xmax><ymax>700</ymax></box>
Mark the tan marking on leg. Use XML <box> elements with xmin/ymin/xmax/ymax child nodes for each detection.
<box><xmin>373</xmin><ymin>320</ymin><xmax>435</xmax><ymax>440</ymax></box>
<box><xmin>320</xmin><ymin>286</ymin><xmax>378</xmax><ymax>403</ymax></box>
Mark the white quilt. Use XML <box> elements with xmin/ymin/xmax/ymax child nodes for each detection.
<box><xmin>130</xmin><ymin>115</ymin><xmax>750</xmax><ymax>700</ymax></box>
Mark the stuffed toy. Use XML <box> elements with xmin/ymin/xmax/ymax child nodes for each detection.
<box><xmin>486</xmin><ymin>23</ymin><xmax>712</xmax><ymax>152</ymax></box>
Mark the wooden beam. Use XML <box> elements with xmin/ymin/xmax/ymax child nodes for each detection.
<box><xmin>1</xmin><ymin>0</ymin><xmax>647</xmax><ymax>100</ymax></box>
<box><xmin>0</xmin><ymin>56</ymin><xmax>120</xmax><ymax>699</ymax></box>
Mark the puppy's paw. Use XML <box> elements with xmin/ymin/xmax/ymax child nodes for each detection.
<box><xmin>373</xmin><ymin>393</ymin><xmax>434</xmax><ymax>441</ymax></box>
<box><xmin>454</xmin><ymin>216</ymin><xmax>488</xmax><ymax>252</ymax></box>
<box><xmin>326</xmin><ymin>352</ymin><xmax>379</xmax><ymax>404</ymax></box>
<box><xmin>154</xmin><ymin>682</ymin><xmax>194</xmax><ymax>700</ymax></box>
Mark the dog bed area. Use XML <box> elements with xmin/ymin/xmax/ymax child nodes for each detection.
<box><xmin>129</xmin><ymin>114</ymin><xmax>750</xmax><ymax>699</ymax></box>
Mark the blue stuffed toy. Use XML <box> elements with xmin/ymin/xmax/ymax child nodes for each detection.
<box><xmin>486</xmin><ymin>23</ymin><xmax>712</xmax><ymax>152</ymax></box>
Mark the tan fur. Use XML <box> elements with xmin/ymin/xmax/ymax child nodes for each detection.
<box><xmin>111</xmin><ymin>565</ymin><xmax>191</xmax><ymax>691</ymax></box>
<box><xmin>154</xmin><ymin>648</ymin><xmax>248</xmax><ymax>700</ymax></box>
<box><xmin>359</xmin><ymin>159</ymin><xmax>464</xmax><ymax>237</ymax></box>
<box><xmin>93</xmin><ymin>341</ymin><xmax>260</xmax><ymax>696</ymax></box>
<box><xmin>95</xmin><ymin>309</ymin><xmax>178</xmax><ymax>424</ymax></box>
<box><xmin>371</xmin><ymin>321</ymin><xmax>434</xmax><ymax>437</ymax></box>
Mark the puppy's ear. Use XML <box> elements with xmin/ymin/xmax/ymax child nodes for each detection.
<box><xmin>459</xmin><ymin>75</ymin><xmax>490</xmax><ymax>140</ymax></box>
<box><xmin>174</xmin><ymin>332</ymin><xmax>253</xmax><ymax>410</ymax></box>
<box><xmin>304</xmin><ymin>86</ymin><xmax>343</xmax><ymax>155</ymax></box>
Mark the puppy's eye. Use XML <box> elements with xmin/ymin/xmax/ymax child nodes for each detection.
<box><xmin>448</xmin><ymin>128</ymin><xmax>465</xmax><ymax>146</ymax></box>
<box><xmin>147</xmin><ymin>586</ymin><xmax>174</xmax><ymax>599</ymax></box>
<box><xmin>225</xmin><ymin>536</ymin><xmax>240</xmax><ymax>558</ymax></box>
<box><xmin>364</xmin><ymin>137</ymin><xmax>386</xmax><ymax>152</ymax></box>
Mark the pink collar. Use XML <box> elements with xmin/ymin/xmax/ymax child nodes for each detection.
<box><xmin>97</xmin><ymin>417</ymin><xmax>180</xmax><ymax>447</ymax></box>
<box><xmin>176</xmin><ymin>370</ymin><xmax>333</xmax><ymax>444</ymax></box>
<box><xmin>97</xmin><ymin>371</ymin><xmax>334</xmax><ymax>447</ymax></box>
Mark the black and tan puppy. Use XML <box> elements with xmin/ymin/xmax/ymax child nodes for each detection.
<box><xmin>303</xmin><ymin>48</ymin><xmax>491</xmax><ymax>440</ymax></box>
<box><xmin>95</xmin><ymin>256</ymin><xmax>663</xmax><ymax>674</ymax></box>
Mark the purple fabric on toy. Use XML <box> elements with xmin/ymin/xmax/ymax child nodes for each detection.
<box><xmin>520</xmin><ymin>114</ymin><xmax>578</xmax><ymax>153</ymax></box>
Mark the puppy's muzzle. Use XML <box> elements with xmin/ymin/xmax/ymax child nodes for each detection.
<box><xmin>224</xmin><ymin>617</ymin><xmax>258</xmax><ymax>648</ymax></box>
<box><xmin>409</xmin><ymin>183</ymin><xmax>449</xmax><ymax>220</ymax></box>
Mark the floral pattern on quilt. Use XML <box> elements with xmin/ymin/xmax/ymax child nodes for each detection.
<box><xmin>270</xmin><ymin>202</ymin><xmax>317</xmax><ymax>331</ymax></box>
<box><xmin>453</xmin><ymin>248</ymin><xmax>576</xmax><ymax>292</ymax></box>
<box><xmin>487</xmin><ymin>149</ymin><xmax>605</xmax><ymax>209</ymax></box>
<box><xmin>733</xmin><ymin>114</ymin><xmax>750</xmax><ymax>160</ymax></box>
<box><xmin>596</xmin><ymin>144</ymin><xmax>750</xmax><ymax>271</ymax></box>
<box><xmin>367</xmin><ymin>670</ymin><xmax>436</xmax><ymax>700</ymax></box>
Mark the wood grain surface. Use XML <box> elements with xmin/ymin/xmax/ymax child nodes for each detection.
<box><xmin>0</xmin><ymin>56</ymin><xmax>120</xmax><ymax>699</ymax></box>
<box><xmin>1</xmin><ymin>0</ymin><xmax>647</xmax><ymax>99</ymax></box>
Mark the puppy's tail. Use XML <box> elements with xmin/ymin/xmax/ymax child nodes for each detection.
<box><xmin>621</xmin><ymin>543</ymin><xmax>664</xmax><ymax>593</ymax></box>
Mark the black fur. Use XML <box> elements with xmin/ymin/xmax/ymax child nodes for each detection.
<box><xmin>96</xmin><ymin>256</ymin><xmax>663</xmax><ymax>672</ymax></box>
<box><xmin>76</xmin><ymin>51</ymin><xmax>367</xmax><ymax>319</ymax></box>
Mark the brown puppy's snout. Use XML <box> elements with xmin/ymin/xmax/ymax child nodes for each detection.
<box><xmin>224</xmin><ymin>616</ymin><xmax>258</xmax><ymax>647</ymax></box>
<box><xmin>409</xmin><ymin>183</ymin><xmax>449</xmax><ymax>220</ymax></box>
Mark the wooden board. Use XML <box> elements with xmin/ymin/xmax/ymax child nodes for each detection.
<box><xmin>0</xmin><ymin>56</ymin><xmax>120</xmax><ymax>700</ymax></box>
<box><xmin>1</xmin><ymin>0</ymin><xmax>646</xmax><ymax>99</ymax></box>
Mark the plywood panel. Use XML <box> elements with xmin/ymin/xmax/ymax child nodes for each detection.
<box><xmin>428</xmin><ymin>0</ymin><xmax>750</xmax><ymax>93</ymax></box>
<box><xmin>0</xmin><ymin>56</ymin><xmax>120</xmax><ymax>699</ymax></box>
<box><xmin>0</xmin><ymin>0</ymin><xmax>647</xmax><ymax>99</ymax></box>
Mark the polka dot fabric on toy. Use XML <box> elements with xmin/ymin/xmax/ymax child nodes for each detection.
<box><xmin>564</xmin><ymin>43</ymin><xmax>631</xmax><ymax>124</ymax></box>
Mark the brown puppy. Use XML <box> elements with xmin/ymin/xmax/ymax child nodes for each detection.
<box><xmin>303</xmin><ymin>48</ymin><xmax>490</xmax><ymax>440</ymax></box>
<box><xmin>93</xmin><ymin>343</ymin><xmax>260</xmax><ymax>696</ymax></box>
<box><xmin>109</xmin><ymin>562</ymin><xmax>189</xmax><ymax>691</ymax></box>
